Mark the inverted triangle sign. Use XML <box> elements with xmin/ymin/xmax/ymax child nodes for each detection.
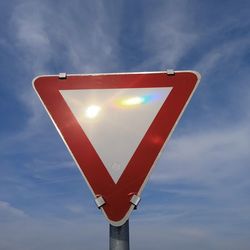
<box><xmin>33</xmin><ymin>71</ymin><xmax>200</xmax><ymax>226</ymax></box>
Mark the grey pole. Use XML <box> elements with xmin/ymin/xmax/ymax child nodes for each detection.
<box><xmin>109</xmin><ymin>220</ymin><xmax>130</xmax><ymax>250</ymax></box>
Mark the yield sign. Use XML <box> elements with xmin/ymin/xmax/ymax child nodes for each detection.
<box><xmin>33</xmin><ymin>71</ymin><xmax>200</xmax><ymax>226</ymax></box>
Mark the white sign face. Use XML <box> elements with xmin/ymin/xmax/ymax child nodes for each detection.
<box><xmin>60</xmin><ymin>87</ymin><xmax>172</xmax><ymax>183</ymax></box>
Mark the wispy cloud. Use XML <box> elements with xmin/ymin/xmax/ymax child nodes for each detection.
<box><xmin>152</xmin><ymin>122</ymin><xmax>249</xmax><ymax>183</ymax></box>
<box><xmin>10</xmin><ymin>0</ymin><xmax>122</xmax><ymax>74</ymax></box>
<box><xmin>195</xmin><ymin>36</ymin><xmax>250</xmax><ymax>76</ymax></box>
<box><xmin>1</xmin><ymin>0</ymin><xmax>250</xmax><ymax>249</ymax></box>
<box><xmin>10</xmin><ymin>1</ymin><xmax>52</xmax><ymax>73</ymax></box>
<box><xmin>65</xmin><ymin>204</ymin><xmax>86</xmax><ymax>214</ymax></box>
<box><xmin>0</xmin><ymin>214</ymin><xmax>107</xmax><ymax>250</ymax></box>
<box><xmin>2</xmin><ymin>0</ymin><xmax>124</xmax><ymax>154</ymax></box>
<box><xmin>0</xmin><ymin>0</ymin><xmax>120</xmax><ymax>159</ymax></box>
<box><xmin>138</xmin><ymin>0</ymin><xmax>198</xmax><ymax>69</ymax></box>
<box><xmin>0</xmin><ymin>201</ymin><xmax>28</xmax><ymax>221</ymax></box>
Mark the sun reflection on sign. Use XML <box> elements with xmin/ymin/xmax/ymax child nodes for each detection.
<box><xmin>116</xmin><ymin>94</ymin><xmax>158</xmax><ymax>107</ymax></box>
<box><xmin>120</xmin><ymin>96</ymin><xmax>144</xmax><ymax>106</ymax></box>
<box><xmin>85</xmin><ymin>105</ymin><xmax>101</xmax><ymax>119</ymax></box>
<box><xmin>83</xmin><ymin>93</ymin><xmax>160</xmax><ymax>119</ymax></box>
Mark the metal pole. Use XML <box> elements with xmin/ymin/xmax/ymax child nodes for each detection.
<box><xmin>109</xmin><ymin>220</ymin><xmax>130</xmax><ymax>250</ymax></box>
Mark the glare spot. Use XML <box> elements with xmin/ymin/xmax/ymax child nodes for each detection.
<box><xmin>85</xmin><ymin>105</ymin><xmax>101</xmax><ymax>119</ymax></box>
<box><xmin>120</xmin><ymin>96</ymin><xmax>144</xmax><ymax>106</ymax></box>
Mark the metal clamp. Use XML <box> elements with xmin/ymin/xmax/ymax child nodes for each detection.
<box><xmin>166</xmin><ymin>69</ymin><xmax>175</xmax><ymax>75</ymax></box>
<box><xmin>130</xmin><ymin>194</ymin><xmax>141</xmax><ymax>209</ymax></box>
<box><xmin>95</xmin><ymin>196</ymin><xmax>106</xmax><ymax>209</ymax></box>
<box><xmin>58</xmin><ymin>72</ymin><xmax>67</xmax><ymax>79</ymax></box>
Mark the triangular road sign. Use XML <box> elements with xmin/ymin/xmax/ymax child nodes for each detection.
<box><xmin>33</xmin><ymin>71</ymin><xmax>200</xmax><ymax>226</ymax></box>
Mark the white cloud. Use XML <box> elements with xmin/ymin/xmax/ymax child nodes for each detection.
<box><xmin>0</xmin><ymin>201</ymin><xmax>28</xmax><ymax>220</ymax></box>
<box><xmin>1</xmin><ymin>1</ymin><xmax>250</xmax><ymax>249</ymax></box>
<box><xmin>66</xmin><ymin>204</ymin><xmax>85</xmax><ymax>214</ymax></box>
<box><xmin>0</xmin><ymin>215</ymin><xmax>107</xmax><ymax>250</ymax></box>
<box><xmin>151</xmin><ymin>122</ymin><xmax>250</xmax><ymax>184</ymax></box>
<box><xmin>10</xmin><ymin>0</ymin><xmax>122</xmax><ymax>74</ymax></box>
<box><xmin>195</xmin><ymin>37</ymin><xmax>250</xmax><ymax>75</ymax></box>
<box><xmin>131</xmin><ymin>218</ymin><xmax>250</xmax><ymax>250</ymax></box>
<box><xmin>10</xmin><ymin>1</ymin><xmax>52</xmax><ymax>73</ymax></box>
<box><xmin>2</xmin><ymin>0</ymin><xmax>123</xmax><ymax>153</ymax></box>
<box><xmin>140</xmin><ymin>0</ymin><xmax>198</xmax><ymax>68</ymax></box>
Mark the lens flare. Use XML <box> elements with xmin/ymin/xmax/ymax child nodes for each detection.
<box><xmin>116</xmin><ymin>94</ymin><xmax>158</xmax><ymax>107</ymax></box>
<box><xmin>120</xmin><ymin>96</ymin><xmax>144</xmax><ymax>106</ymax></box>
<box><xmin>85</xmin><ymin>105</ymin><xmax>101</xmax><ymax>119</ymax></box>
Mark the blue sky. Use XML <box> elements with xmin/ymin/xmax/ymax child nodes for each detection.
<box><xmin>0</xmin><ymin>0</ymin><xmax>250</xmax><ymax>249</ymax></box>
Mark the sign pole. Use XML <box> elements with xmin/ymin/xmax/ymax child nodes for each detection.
<box><xmin>109</xmin><ymin>220</ymin><xmax>130</xmax><ymax>250</ymax></box>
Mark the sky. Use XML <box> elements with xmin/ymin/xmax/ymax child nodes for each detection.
<box><xmin>0</xmin><ymin>0</ymin><xmax>250</xmax><ymax>249</ymax></box>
